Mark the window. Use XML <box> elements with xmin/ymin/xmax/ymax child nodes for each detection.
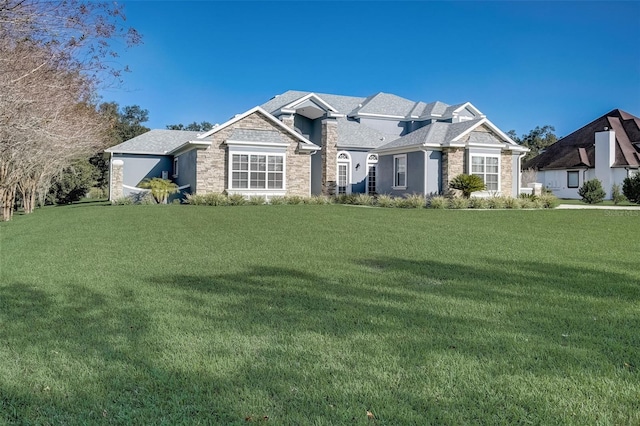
<box><xmin>337</xmin><ymin>151</ymin><xmax>351</xmax><ymax>194</ymax></box>
<box><xmin>393</xmin><ymin>154</ymin><xmax>406</xmax><ymax>188</ymax></box>
<box><xmin>366</xmin><ymin>154</ymin><xmax>378</xmax><ymax>195</ymax></box>
<box><xmin>231</xmin><ymin>154</ymin><xmax>283</xmax><ymax>190</ymax></box>
<box><xmin>471</xmin><ymin>155</ymin><xmax>499</xmax><ymax>191</ymax></box>
<box><xmin>173</xmin><ymin>157</ymin><xmax>179</xmax><ymax>178</ymax></box>
<box><xmin>567</xmin><ymin>170</ymin><xmax>579</xmax><ymax>188</ymax></box>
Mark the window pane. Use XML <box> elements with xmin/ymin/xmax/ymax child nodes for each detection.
<box><xmin>268</xmin><ymin>156</ymin><xmax>283</xmax><ymax>171</ymax></box>
<box><xmin>471</xmin><ymin>156</ymin><xmax>484</xmax><ymax>173</ymax></box>
<box><xmin>250</xmin><ymin>171</ymin><xmax>266</xmax><ymax>189</ymax></box>
<box><xmin>232</xmin><ymin>171</ymin><xmax>248</xmax><ymax>189</ymax></box>
<box><xmin>486</xmin><ymin>157</ymin><xmax>499</xmax><ymax>173</ymax></box>
<box><xmin>268</xmin><ymin>173</ymin><xmax>283</xmax><ymax>189</ymax></box>
<box><xmin>567</xmin><ymin>171</ymin><xmax>579</xmax><ymax>188</ymax></box>
<box><xmin>486</xmin><ymin>174</ymin><xmax>498</xmax><ymax>191</ymax></box>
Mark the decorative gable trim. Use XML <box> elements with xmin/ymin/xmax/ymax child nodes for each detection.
<box><xmin>282</xmin><ymin>92</ymin><xmax>339</xmax><ymax>113</ymax></box>
<box><xmin>451</xmin><ymin>102</ymin><xmax>485</xmax><ymax>119</ymax></box>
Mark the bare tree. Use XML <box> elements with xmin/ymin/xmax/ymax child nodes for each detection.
<box><xmin>0</xmin><ymin>1</ymin><xmax>141</xmax><ymax>220</ymax></box>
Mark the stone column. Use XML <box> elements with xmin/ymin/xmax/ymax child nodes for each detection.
<box><xmin>280</xmin><ymin>114</ymin><xmax>295</xmax><ymax>129</ymax></box>
<box><xmin>321</xmin><ymin>119</ymin><xmax>338</xmax><ymax>196</ymax></box>
<box><xmin>442</xmin><ymin>147</ymin><xmax>464</xmax><ymax>194</ymax></box>
<box><xmin>110</xmin><ymin>159</ymin><xmax>124</xmax><ymax>201</ymax></box>
<box><xmin>500</xmin><ymin>152</ymin><xmax>513</xmax><ymax>195</ymax></box>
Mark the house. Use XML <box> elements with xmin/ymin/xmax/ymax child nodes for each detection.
<box><xmin>523</xmin><ymin>109</ymin><xmax>640</xmax><ymax>199</ymax></box>
<box><xmin>107</xmin><ymin>90</ymin><xmax>528</xmax><ymax>201</ymax></box>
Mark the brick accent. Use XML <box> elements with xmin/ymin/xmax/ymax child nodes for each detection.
<box><xmin>280</xmin><ymin>115</ymin><xmax>294</xmax><ymax>129</ymax></box>
<box><xmin>321</xmin><ymin>119</ymin><xmax>338</xmax><ymax>196</ymax></box>
<box><xmin>110</xmin><ymin>160</ymin><xmax>124</xmax><ymax>201</ymax></box>
<box><xmin>195</xmin><ymin>110</ymin><xmax>311</xmax><ymax>197</ymax></box>
<box><xmin>441</xmin><ymin>147</ymin><xmax>465</xmax><ymax>194</ymax></box>
<box><xmin>501</xmin><ymin>152</ymin><xmax>513</xmax><ymax>196</ymax></box>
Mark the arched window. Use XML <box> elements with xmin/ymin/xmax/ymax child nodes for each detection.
<box><xmin>337</xmin><ymin>151</ymin><xmax>351</xmax><ymax>195</ymax></box>
<box><xmin>366</xmin><ymin>154</ymin><xmax>378</xmax><ymax>195</ymax></box>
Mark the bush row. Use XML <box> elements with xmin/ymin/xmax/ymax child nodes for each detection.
<box><xmin>177</xmin><ymin>192</ymin><xmax>559</xmax><ymax>209</ymax></box>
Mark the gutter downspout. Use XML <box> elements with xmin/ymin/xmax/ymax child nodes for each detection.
<box><xmin>108</xmin><ymin>152</ymin><xmax>113</xmax><ymax>202</ymax></box>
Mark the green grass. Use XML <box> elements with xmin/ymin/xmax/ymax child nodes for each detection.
<box><xmin>1</xmin><ymin>203</ymin><xmax>638</xmax><ymax>425</ymax></box>
<box><xmin>558</xmin><ymin>198</ymin><xmax>638</xmax><ymax>206</ymax></box>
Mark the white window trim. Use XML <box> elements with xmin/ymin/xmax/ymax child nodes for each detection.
<box><xmin>567</xmin><ymin>170</ymin><xmax>579</xmax><ymax>188</ymax></box>
<box><xmin>393</xmin><ymin>154</ymin><xmax>407</xmax><ymax>190</ymax></box>
<box><xmin>337</xmin><ymin>151</ymin><xmax>352</xmax><ymax>195</ymax></box>
<box><xmin>366</xmin><ymin>154</ymin><xmax>378</xmax><ymax>195</ymax></box>
<box><xmin>227</xmin><ymin>151</ymin><xmax>287</xmax><ymax>194</ymax></box>
<box><xmin>469</xmin><ymin>154</ymin><xmax>500</xmax><ymax>193</ymax></box>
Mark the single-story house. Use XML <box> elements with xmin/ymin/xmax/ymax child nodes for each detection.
<box><xmin>523</xmin><ymin>109</ymin><xmax>640</xmax><ymax>199</ymax></box>
<box><xmin>107</xmin><ymin>90</ymin><xmax>529</xmax><ymax>201</ymax></box>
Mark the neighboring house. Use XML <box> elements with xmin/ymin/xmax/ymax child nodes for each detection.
<box><xmin>107</xmin><ymin>90</ymin><xmax>528</xmax><ymax>201</ymax></box>
<box><xmin>523</xmin><ymin>109</ymin><xmax>640</xmax><ymax>199</ymax></box>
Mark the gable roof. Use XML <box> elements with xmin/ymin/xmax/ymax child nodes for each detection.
<box><xmin>105</xmin><ymin>129</ymin><xmax>201</xmax><ymax>155</ymax></box>
<box><xmin>349</xmin><ymin>92</ymin><xmax>418</xmax><ymax>118</ymax></box>
<box><xmin>335</xmin><ymin>118</ymin><xmax>398</xmax><ymax>149</ymax></box>
<box><xmin>374</xmin><ymin>118</ymin><xmax>525</xmax><ymax>153</ymax></box>
<box><xmin>260</xmin><ymin>91</ymin><xmax>365</xmax><ymax>116</ymax></box>
<box><xmin>523</xmin><ymin>109</ymin><xmax>640</xmax><ymax>170</ymax></box>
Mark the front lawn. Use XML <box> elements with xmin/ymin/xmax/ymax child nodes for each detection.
<box><xmin>1</xmin><ymin>204</ymin><xmax>638</xmax><ymax>424</ymax></box>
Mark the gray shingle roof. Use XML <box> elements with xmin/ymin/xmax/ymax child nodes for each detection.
<box><xmin>105</xmin><ymin>129</ymin><xmax>200</xmax><ymax>155</ymax></box>
<box><xmin>350</xmin><ymin>92</ymin><xmax>418</xmax><ymax>117</ymax></box>
<box><xmin>260</xmin><ymin>90</ymin><xmax>365</xmax><ymax>115</ymax></box>
<box><xmin>228</xmin><ymin>128</ymin><xmax>285</xmax><ymax>144</ymax></box>
<box><xmin>375</xmin><ymin>119</ymin><xmax>485</xmax><ymax>151</ymax></box>
<box><xmin>335</xmin><ymin>118</ymin><xmax>398</xmax><ymax>149</ymax></box>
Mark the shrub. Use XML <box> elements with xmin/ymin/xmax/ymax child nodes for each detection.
<box><xmin>171</xmin><ymin>199</ymin><xmax>181</xmax><ymax>205</ymax></box>
<box><xmin>353</xmin><ymin>193</ymin><xmax>375</xmax><ymax>206</ymax></box>
<box><xmin>269</xmin><ymin>196</ymin><xmax>286</xmax><ymax>205</ymax></box>
<box><xmin>449</xmin><ymin>174</ymin><xmax>486</xmax><ymax>198</ymax></box>
<box><xmin>112</xmin><ymin>196</ymin><xmax>133</xmax><ymax>205</ymax></box>
<box><xmin>449</xmin><ymin>197</ymin><xmax>469</xmax><ymax>209</ymax></box>
<box><xmin>227</xmin><ymin>193</ymin><xmax>246</xmax><ymax>206</ymax></box>
<box><xmin>138</xmin><ymin>178</ymin><xmax>179</xmax><ymax>204</ymax></box>
<box><xmin>622</xmin><ymin>173</ymin><xmax>640</xmax><ymax>204</ymax></box>
<box><xmin>204</xmin><ymin>193</ymin><xmax>228</xmax><ymax>206</ymax></box>
<box><xmin>469</xmin><ymin>197</ymin><xmax>489</xmax><ymax>209</ymax></box>
<box><xmin>376</xmin><ymin>194</ymin><xmax>396</xmax><ymax>208</ymax></box>
<box><xmin>503</xmin><ymin>197</ymin><xmax>520</xmax><ymax>209</ymax></box>
<box><xmin>401</xmin><ymin>193</ymin><xmax>426</xmax><ymax>208</ymax></box>
<box><xmin>184</xmin><ymin>193</ymin><xmax>206</xmax><ymax>205</ymax></box>
<box><xmin>538</xmin><ymin>193</ymin><xmax>559</xmax><ymax>209</ymax></box>
<box><xmin>487</xmin><ymin>196</ymin><xmax>507</xmax><ymax>209</ymax></box>
<box><xmin>139</xmin><ymin>193</ymin><xmax>157</xmax><ymax>205</ymax></box>
<box><xmin>87</xmin><ymin>187</ymin><xmax>106</xmax><ymax>199</ymax></box>
<box><xmin>611</xmin><ymin>184</ymin><xmax>626</xmax><ymax>205</ymax></box>
<box><xmin>578</xmin><ymin>178</ymin><xmax>606</xmax><ymax>204</ymax></box>
<box><xmin>427</xmin><ymin>196</ymin><xmax>448</xmax><ymax>209</ymax></box>
<box><xmin>518</xmin><ymin>197</ymin><xmax>535</xmax><ymax>209</ymax></box>
<box><xmin>308</xmin><ymin>195</ymin><xmax>332</xmax><ymax>205</ymax></box>
<box><xmin>284</xmin><ymin>195</ymin><xmax>304</xmax><ymax>205</ymax></box>
<box><xmin>247</xmin><ymin>195</ymin><xmax>266</xmax><ymax>205</ymax></box>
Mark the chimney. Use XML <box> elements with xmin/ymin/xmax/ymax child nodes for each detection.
<box><xmin>594</xmin><ymin>127</ymin><xmax>615</xmax><ymax>198</ymax></box>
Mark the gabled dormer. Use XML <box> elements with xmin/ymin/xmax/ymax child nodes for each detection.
<box><xmin>274</xmin><ymin>92</ymin><xmax>344</xmax><ymax>120</ymax></box>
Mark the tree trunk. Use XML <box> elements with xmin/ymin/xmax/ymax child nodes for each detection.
<box><xmin>1</xmin><ymin>186</ymin><xmax>16</xmax><ymax>221</ymax></box>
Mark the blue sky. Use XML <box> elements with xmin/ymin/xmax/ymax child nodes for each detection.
<box><xmin>100</xmin><ymin>1</ymin><xmax>640</xmax><ymax>138</ymax></box>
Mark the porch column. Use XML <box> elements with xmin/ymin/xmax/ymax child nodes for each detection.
<box><xmin>321</xmin><ymin>118</ymin><xmax>338</xmax><ymax>196</ymax></box>
<box><xmin>110</xmin><ymin>159</ymin><xmax>124</xmax><ymax>201</ymax></box>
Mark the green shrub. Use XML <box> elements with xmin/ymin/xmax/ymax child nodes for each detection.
<box><xmin>227</xmin><ymin>193</ymin><xmax>246</xmax><ymax>206</ymax></box>
<box><xmin>284</xmin><ymin>195</ymin><xmax>304</xmax><ymax>205</ymax></box>
<box><xmin>308</xmin><ymin>195</ymin><xmax>332</xmax><ymax>205</ymax></box>
<box><xmin>469</xmin><ymin>197</ymin><xmax>489</xmax><ymax>209</ymax></box>
<box><xmin>87</xmin><ymin>187</ymin><xmax>106</xmax><ymax>199</ymax></box>
<box><xmin>204</xmin><ymin>193</ymin><xmax>229</xmax><ymax>206</ymax></box>
<box><xmin>111</xmin><ymin>196</ymin><xmax>133</xmax><ymax>205</ymax></box>
<box><xmin>376</xmin><ymin>194</ymin><xmax>396</xmax><ymax>208</ymax></box>
<box><xmin>269</xmin><ymin>196</ymin><xmax>286</xmax><ymax>205</ymax></box>
<box><xmin>139</xmin><ymin>193</ymin><xmax>157</xmax><ymax>205</ymax></box>
<box><xmin>622</xmin><ymin>173</ymin><xmax>640</xmax><ymax>204</ymax></box>
<box><xmin>504</xmin><ymin>197</ymin><xmax>521</xmax><ymax>209</ymax></box>
<box><xmin>427</xmin><ymin>196</ymin><xmax>448</xmax><ymax>209</ymax></box>
<box><xmin>538</xmin><ymin>193</ymin><xmax>559</xmax><ymax>209</ymax></box>
<box><xmin>247</xmin><ymin>195</ymin><xmax>266</xmax><ymax>205</ymax></box>
<box><xmin>449</xmin><ymin>197</ymin><xmax>469</xmax><ymax>209</ymax></box>
<box><xmin>171</xmin><ymin>199</ymin><xmax>181</xmax><ymax>205</ymax></box>
<box><xmin>578</xmin><ymin>178</ymin><xmax>606</xmax><ymax>204</ymax></box>
<box><xmin>487</xmin><ymin>196</ymin><xmax>507</xmax><ymax>209</ymax></box>
<box><xmin>353</xmin><ymin>193</ymin><xmax>375</xmax><ymax>206</ymax></box>
<box><xmin>611</xmin><ymin>184</ymin><xmax>626</xmax><ymax>205</ymax></box>
<box><xmin>449</xmin><ymin>174</ymin><xmax>486</xmax><ymax>198</ymax></box>
<box><xmin>518</xmin><ymin>197</ymin><xmax>535</xmax><ymax>209</ymax></box>
<box><xmin>401</xmin><ymin>193</ymin><xmax>426</xmax><ymax>208</ymax></box>
<box><xmin>184</xmin><ymin>193</ymin><xmax>205</xmax><ymax>205</ymax></box>
<box><xmin>138</xmin><ymin>178</ymin><xmax>179</xmax><ymax>204</ymax></box>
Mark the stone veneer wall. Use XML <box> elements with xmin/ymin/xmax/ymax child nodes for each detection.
<box><xmin>321</xmin><ymin>119</ymin><xmax>338</xmax><ymax>196</ymax></box>
<box><xmin>501</xmin><ymin>152</ymin><xmax>513</xmax><ymax>196</ymax></box>
<box><xmin>110</xmin><ymin>160</ymin><xmax>124</xmax><ymax>201</ymax></box>
<box><xmin>441</xmin><ymin>147</ymin><xmax>465</xmax><ymax>194</ymax></box>
<box><xmin>196</xmin><ymin>110</ymin><xmax>311</xmax><ymax>197</ymax></box>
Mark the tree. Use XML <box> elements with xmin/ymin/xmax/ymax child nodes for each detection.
<box><xmin>166</xmin><ymin>121</ymin><xmax>214</xmax><ymax>132</ymax></box>
<box><xmin>449</xmin><ymin>174</ymin><xmax>486</xmax><ymax>198</ymax></box>
<box><xmin>578</xmin><ymin>179</ymin><xmax>605</xmax><ymax>204</ymax></box>
<box><xmin>0</xmin><ymin>1</ymin><xmax>141</xmax><ymax>220</ymax></box>
<box><xmin>47</xmin><ymin>159</ymin><xmax>99</xmax><ymax>204</ymax></box>
<box><xmin>508</xmin><ymin>125</ymin><xmax>558</xmax><ymax>162</ymax></box>
<box><xmin>138</xmin><ymin>178</ymin><xmax>179</xmax><ymax>204</ymax></box>
<box><xmin>622</xmin><ymin>173</ymin><xmax>640</xmax><ymax>204</ymax></box>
